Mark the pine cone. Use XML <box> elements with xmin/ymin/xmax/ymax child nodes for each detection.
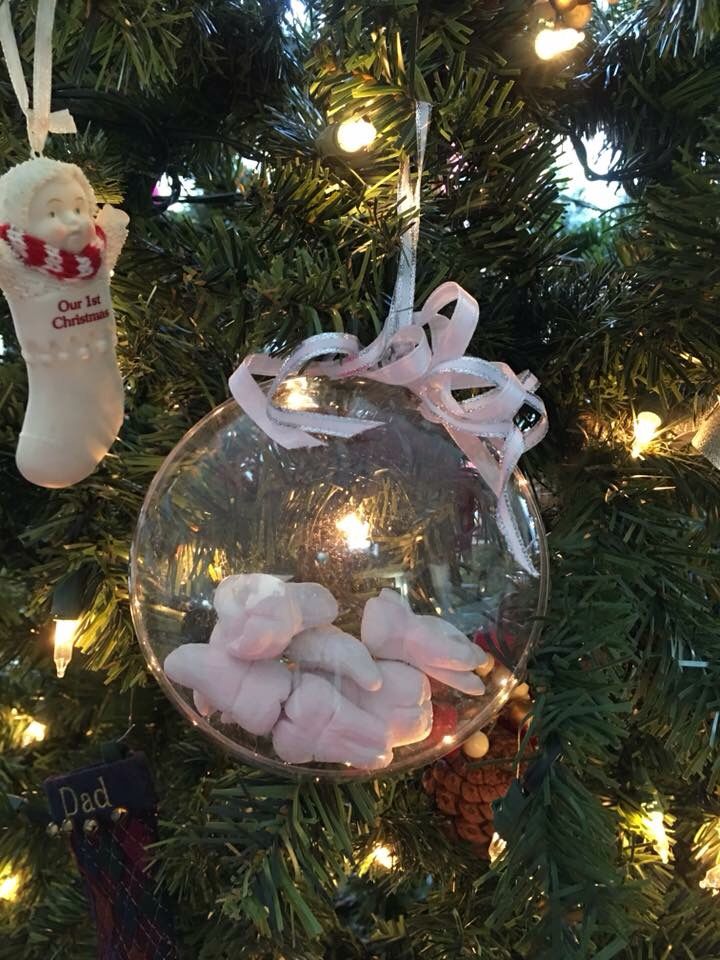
<box><xmin>423</xmin><ymin>724</ymin><xmax>523</xmax><ymax>858</ymax></box>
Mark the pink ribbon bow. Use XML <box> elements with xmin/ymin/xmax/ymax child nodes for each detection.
<box><xmin>229</xmin><ymin>281</ymin><xmax>547</xmax><ymax>575</ymax></box>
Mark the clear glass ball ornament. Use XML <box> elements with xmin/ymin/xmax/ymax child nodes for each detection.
<box><xmin>130</xmin><ymin>376</ymin><xmax>548</xmax><ymax>779</ymax></box>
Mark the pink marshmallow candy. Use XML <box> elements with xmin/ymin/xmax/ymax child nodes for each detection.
<box><xmin>342</xmin><ymin>660</ymin><xmax>433</xmax><ymax>748</ymax></box>
<box><xmin>286</xmin><ymin>624</ymin><xmax>382</xmax><ymax>691</ymax></box>
<box><xmin>212</xmin><ymin>573</ymin><xmax>338</xmax><ymax>659</ymax></box>
<box><xmin>164</xmin><ymin>643</ymin><xmax>292</xmax><ymax>736</ymax></box>
<box><xmin>273</xmin><ymin>674</ymin><xmax>393</xmax><ymax>770</ymax></box>
<box><xmin>361</xmin><ymin>588</ymin><xmax>488</xmax><ymax>695</ymax></box>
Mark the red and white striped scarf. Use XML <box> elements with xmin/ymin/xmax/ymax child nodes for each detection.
<box><xmin>0</xmin><ymin>223</ymin><xmax>106</xmax><ymax>281</ymax></box>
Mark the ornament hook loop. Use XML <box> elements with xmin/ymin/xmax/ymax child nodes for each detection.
<box><xmin>0</xmin><ymin>0</ymin><xmax>77</xmax><ymax>157</ymax></box>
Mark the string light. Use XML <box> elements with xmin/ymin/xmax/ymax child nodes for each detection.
<box><xmin>535</xmin><ymin>26</ymin><xmax>585</xmax><ymax>60</ymax></box>
<box><xmin>488</xmin><ymin>832</ymin><xmax>507</xmax><ymax>864</ymax></box>
<box><xmin>642</xmin><ymin>807</ymin><xmax>671</xmax><ymax>864</ymax></box>
<box><xmin>335</xmin><ymin>117</ymin><xmax>377</xmax><ymax>154</ymax></box>
<box><xmin>0</xmin><ymin>873</ymin><xmax>20</xmax><ymax>902</ymax></box>
<box><xmin>21</xmin><ymin>719</ymin><xmax>47</xmax><ymax>747</ymax></box>
<box><xmin>700</xmin><ymin>864</ymin><xmax>720</xmax><ymax>894</ymax></box>
<box><xmin>369</xmin><ymin>844</ymin><xmax>396</xmax><ymax>869</ymax></box>
<box><xmin>631</xmin><ymin>411</ymin><xmax>662</xmax><ymax>458</ymax></box>
<box><xmin>50</xmin><ymin>570</ymin><xmax>85</xmax><ymax>679</ymax></box>
<box><xmin>280</xmin><ymin>376</ymin><xmax>317</xmax><ymax>411</ymax></box>
<box><xmin>336</xmin><ymin>511</ymin><xmax>371</xmax><ymax>551</ymax></box>
<box><xmin>695</xmin><ymin>817</ymin><xmax>720</xmax><ymax>894</ymax></box>
<box><xmin>53</xmin><ymin>618</ymin><xmax>79</xmax><ymax>678</ymax></box>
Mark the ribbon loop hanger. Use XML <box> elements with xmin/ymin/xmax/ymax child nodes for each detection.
<box><xmin>0</xmin><ymin>0</ymin><xmax>76</xmax><ymax>156</ymax></box>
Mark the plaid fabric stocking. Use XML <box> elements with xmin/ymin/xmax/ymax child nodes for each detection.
<box><xmin>44</xmin><ymin>752</ymin><xmax>180</xmax><ymax>960</ymax></box>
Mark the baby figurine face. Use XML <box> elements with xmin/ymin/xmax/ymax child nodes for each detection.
<box><xmin>26</xmin><ymin>173</ymin><xmax>95</xmax><ymax>253</ymax></box>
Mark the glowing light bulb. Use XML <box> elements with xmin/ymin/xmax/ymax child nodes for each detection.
<box><xmin>54</xmin><ymin>618</ymin><xmax>79</xmax><ymax>678</ymax></box>
<box><xmin>642</xmin><ymin>808</ymin><xmax>671</xmax><ymax>864</ymax></box>
<box><xmin>700</xmin><ymin>863</ymin><xmax>720</xmax><ymax>894</ymax></box>
<box><xmin>336</xmin><ymin>511</ymin><xmax>371</xmax><ymax>551</ymax></box>
<box><xmin>336</xmin><ymin>118</ymin><xmax>377</xmax><ymax>153</ymax></box>
<box><xmin>488</xmin><ymin>832</ymin><xmax>508</xmax><ymax>863</ymax></box>
<box><xmin>281</xmin><ymin>376</ymin><xmax>317</xmax><ymax>411</ymax></box>
<box><xmin>534</xmin><ymin>26</ymin><xmax>585</xmax><ymax>60</ymax></box>
<box><xmin>631</xmin><ymin>411</ymin><xmax>662</xmax><ymax>458</ymax></box>
<box><xmin>21</xmin><ymin>720</ymin><xmax>47</xmax><ymax>747</ymax></box>
<box><xmin>0</xmin><ymin>874</ymin><xmax>20</xmax><ymax>901</ymax></box>
<box><xmin>370</xmin><ymin>844</ymin><xmax>396</xmax><ymax>869</ymax></box>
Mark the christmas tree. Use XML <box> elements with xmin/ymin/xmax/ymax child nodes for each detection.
<box><xmin>1</xmin><ymin>0</ymin><xmax>720</xmax><ymax>957</ymax></box>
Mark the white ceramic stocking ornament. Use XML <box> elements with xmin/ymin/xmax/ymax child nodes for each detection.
<box><xmin>0</xmin><ymin>0</ymin><xmax>128</xmax><ymax>487</ymax></box>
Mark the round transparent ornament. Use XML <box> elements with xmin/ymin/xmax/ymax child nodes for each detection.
<box><xmin>130</xmin><ymin>376</ymin><xmax>548</xmax><ymax>779</ymax></box>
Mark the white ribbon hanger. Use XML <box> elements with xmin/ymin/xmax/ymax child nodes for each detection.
<box><xmin>0</xmin><ymin>0</ymin><xmax>76</xmax><ymax>156</ymax></box>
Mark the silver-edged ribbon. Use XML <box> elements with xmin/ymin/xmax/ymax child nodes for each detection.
<box><xmin>229</xmin><ymin>103</ymin><xmax>548</xmax><ymax>574</ymax></box>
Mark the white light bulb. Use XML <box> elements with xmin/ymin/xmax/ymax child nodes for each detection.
<box><xmin>642</xmin><ymin>809</ymin><xmax>671</xmax><ymax>864</ymax></box>
<box><xmin>21</xmin><ymin>719</ymin><xmax>47</xmax><ymax>747</ymax></box>
<box><xmin>336</xmin><ymin>511</ymin><xmax>371</xmax><ymax>551</ymax></box>
<box><xmin>281</xmin><ymin>376</ymin><xmax>317</xmax><ymax>411</ymax></box>
<box><xmin>488</xmin><ymin>832</ymin><xmax>508</xmax><ymax>863</ymax></box>
<box><xmin>54</xmin><ymin>618</ymin><xmax>80</xmax><ymax>678</ymax></box>
<box><xmin>631</xmin><ymin>411</ymin><xmax>662</xmax><ymax>458</ymax></box>
<box><xmin>0</xmin><ymin>873</ymin><xmax>20</xmax><ymax>901</ymax></box>
<box><xmin>370</xmin><ymin>844</ymin><xmax>396</xmax><ymax>869</ymax></box>
<box><xmin>700</xmin><ymin>863</ymin><xmax>720</xmax><ymax>894</ymax></box>
<box><xmin>535</xmin><ymin>27</ymin><xmax>585</xmax><ymax>60</ymax></box>
<box><xmin>336</xmin><ymin>118</ymin><xmax>377</xmax><ymax>153</ymax></box>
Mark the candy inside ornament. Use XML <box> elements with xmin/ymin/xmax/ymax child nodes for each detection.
<box><xmin>130</xmin><ymin>376</ymin><xmax>548</xmax><ymax>778</ymax></box>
